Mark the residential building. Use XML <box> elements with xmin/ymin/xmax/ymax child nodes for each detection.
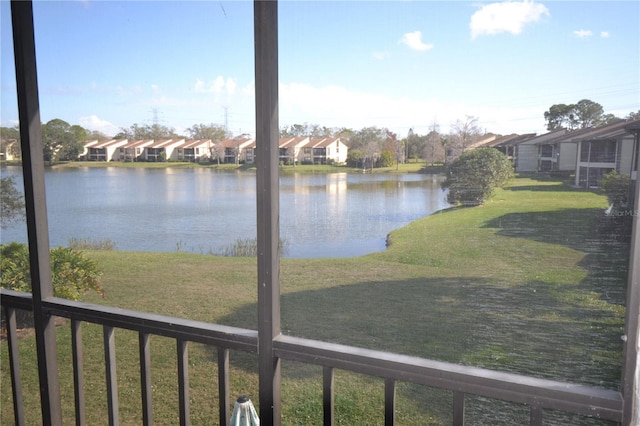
<box><xmin>535</xmin><ymin>128</ymin><xmax>601</xmax><ymax>174</ymax></box>
<box><xmin>482</xmin><ymin>133</ymin><xmax>536</xmax><ymax>166</ymax></box>
<box><xmin>117</xmin><ymin>139</ymin><xmax>154</xmax><ymax>162</ymax></box>
<box><xmin>278</xmin><ymin>136</ymin><xmax>309</xmax><ymax>165</ymax></box>
<box><xmin>142</xmin><ymin>139</ymin><xmax>185</xmax><ymax>162</ymax></box>
<box><xmin>85</xmin><ymin>139</ymin><xmax>128</xmax><ymax>161</ymax></box>
<box><xmin>220</xmin><ymin>138</ymin><xmax>255</xmax><ymax>164</ymax></box>
<box><xmin>177</xmin><ymin>139</ymin><xmax>212</xmax><ymax>162</ymax></box>
<box><xmin>511</xmin><ymin>129</ymin><xmax>567</xmax><ymax>173</ymax></box>
<box><xmin>301</xmin><ymin>137</ymin><xmax>348</xmax><ymax>164</ymax></box>
<box><xmin>570</xmin><ymin>119</ymin><xmax>640</xmax><ymax>188</ymax></box>
<box><xmin>0</xmin><ymin>139</ymin><xmax>20</xmax><ymax>160</ymax></box>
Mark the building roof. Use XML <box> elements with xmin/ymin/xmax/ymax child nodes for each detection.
<box><xmin>146</xmin><ymin>138</ymin><xmax>185</xmax><ymax>148</ymax></box>
<box><xmin>559</xmin><ymin>119</ymin><xmax>640</xmax><ymax>142</ymax></box>
<box><xmin>122</xmin><ymin>139</ymin><xmax>155</xmax><ymax>149</ymax></box>
<box><xmin>220</xmin><ymin>138</ymin><xmax>254</xmax><ymax>149</ymax></box>
<box><xmin>181</xmin><ymin>139</ymin><xmax>211</xmax><ymax>148</ymax></box>
<box><xmin>534</xmin><ymin>126</ymin><xmax>600</xmax><ymax>145</ymax></box>
<box><xmin>307</xmin><ymin>137</ymin><xmax>341</xmax><ymax>148</ymax></box>
<box><xmin>93</xmin><ymin>139</ymin><xmax>128</xmax><ymax>149</ymax></box>
<box><xmin>279</xmin><ymin>137</ymin><xmax>309</xmax><ymax>149</ymax></box>
<box><xmin>483</xmin><ymin>133</ymin><xmax>536</xmax><ymax>148</ymax></box>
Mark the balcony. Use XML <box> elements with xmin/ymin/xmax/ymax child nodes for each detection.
<box><xmin>2</xmin><ymin>1</ymin><xmax>639</xmax><ymax>425</ymax></box>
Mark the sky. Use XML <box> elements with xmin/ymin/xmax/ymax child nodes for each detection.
<box><xmin>1</xmin><ymin>0</ymin><xmax>638</xmax><ymax>138</ymax></box>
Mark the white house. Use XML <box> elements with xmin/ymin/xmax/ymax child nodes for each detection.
<box><xmin>218</xmin><ymin>138</ymin><xmax>255</xmax><ymax>164</ymax></box>
<box><xmin>300</xmin><ymin>137</ymin><xmax>348</xmax><ymax>165</ymax></box>
<box><xmin>278</xmin><ymin>137</ymin><xmax>309</xmax><ymax>165</ymax></box>
<box><xmin>0</xmin><ymin>139</ymin><xmax>20</xmax><ymax>160</ymax></box>
<box><xmin>142</xmin><ymin>139</ymin><xmax>185</xmax><ymax>161</ymax></box>
<box><xmin>116</xmin><ymin>139</ymin><xmax>155</xmax><ymax>161</ymax></box>
<box><xmin>176</xmin><ymin>139</ymin><xmax>211</xmax><ymax>162</ymax></box>
<box><xmin>85</xmin><ymin>139</ymin><xmax>128</xmax><ymax>161</ymax></box>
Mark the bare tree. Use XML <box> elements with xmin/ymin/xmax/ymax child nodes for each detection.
<box><xmin>451</xmin><ymin>115</ymin><xmax>481</xmax><ymax>157</ymax></box>
<box><xmin>422</xmin><ymin>120</ymin><xmax>443</xmax><ymax>166</ymax></box>
<box><xmin>210</xmin><ymin>141</ymin><xmax>225</xmax><ymax>165</ymax></box>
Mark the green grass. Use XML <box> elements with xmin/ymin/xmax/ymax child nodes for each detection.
<box><xmin>1</xmin><ymin>177</ymin><xmax>628</xmax><ymax>425</ymax></box>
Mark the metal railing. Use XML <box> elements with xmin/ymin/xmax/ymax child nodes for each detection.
<box><xmin>2</xmin><ymin>289</ymin><xmax>624</xmax><ymax>425</ymax></box>
<box><xmin>5</xmin><ymin>0</ymin><xmax>639</xmax><ymax>424</ymax></box>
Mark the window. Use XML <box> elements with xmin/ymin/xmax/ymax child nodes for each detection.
<box><xmin>581</xmin><ymin>140</ymin><xmax>617</xmax><ymax>163</ymax></box>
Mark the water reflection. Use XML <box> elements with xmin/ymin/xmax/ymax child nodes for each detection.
<box><xmin>1</xmin><ymin>167</ymin><xmax>448</xmax><ymax>258</ymax></box>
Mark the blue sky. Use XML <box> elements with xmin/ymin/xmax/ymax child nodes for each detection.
<box><xmin>1</xmin><ymin>0</ymin><xmax>638</xmax><ymax>138</ymax></box>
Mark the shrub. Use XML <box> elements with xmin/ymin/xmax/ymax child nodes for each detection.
<box><xmin>441</xmin><ymin>148</ymin><xmax>514</xmax><ymax>206</ymax></box>
<box><xmin>68</xmin><ymin>237</ymin><xmax>116</xmax><ymax>250</ymax></box>
<box><xmin>599</xmin><ymin>171</ymin><xmax>630</xmax><ymax>208</ymax></box>
<box><xmin>213</xmin><ymin>237</ymin><xmax>288</xmax><ymax>257</ymax></box>
<box><xmin>377</xmin><ymin>150</ymin><xmax>395</xmax><ymax>168</ymax></box>
<box><xmin>0</xmin><ymin>242</ymin><xmax>104</xmax><ymax>300</ymax></box>
<box><xmin>0</xmin><ymin>176</ymin><xmax>25</xmax><ymax>229</ymax></box>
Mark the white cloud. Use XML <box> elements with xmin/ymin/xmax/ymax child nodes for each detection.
<box><xmin>573</xmin><ymin>29</ymin><xmax>593</xmax><ymax>38</ymax></box>
<box><xmin>278</xmin><ymin>81</ymin><xmax>544</xmax><ymax>136</ymax></box>
<box><xmin>193</xmin><ymin>76</ymin><xmax>237</xmax><ymax>95</ymax></box>
<box><xmin>78</xmin><ymin>115</ymin><xmax>119</xmax><ymax>136</ymax></box>
<box><xmin>600</xmin><ymin>31</ymin><xmax>610</xmax><ymax>38</ymax></box>
<box><xmin>399</xmin><ymin>31</ymin><xmax>434</xmax><ymax>51</ymax></box>
<box><xmin>470</xmin><ymin>1</ymin><xmax>550</xmax><ymax>40</ymax></box>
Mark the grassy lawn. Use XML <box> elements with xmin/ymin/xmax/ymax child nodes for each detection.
<box><xmin>1</xmin><ymin>177</ymin><xmax>628</xmax><ymax>425</ymax></box>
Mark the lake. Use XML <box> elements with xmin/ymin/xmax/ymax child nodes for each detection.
<box><xmin>0</xmin><ymin>166</ymin><xmax>448</xmax><ymax>258</ymax></box>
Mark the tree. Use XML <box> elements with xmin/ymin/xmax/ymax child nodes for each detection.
<box><xmin>40</xmin><ymin>119</ymin><xmax>91</xmax><ymax>162</ymax></box>
<box><xmin>187</xmin><ymin>123</ymin><xmax>229</xmax><ymax>141</ymax></box>
<box><xmin>442</xmin><ymin>148</ymin><xmax>514</xmax><ymax>206</ymax></box>
<box><xmin>574</xmin><ymin>99</ymin><xmax>604</xmax><ymax>128</ymax></box>
<box><xmin>626</xmin><ymin>110</ymin><xmax>640</xmax><ymax>120</ymax></box>
<box><xmin>210</xmin><ymin>141</ymin><xmax>225</xmax><ymax>165</ymax></box>
<box><xmin>87</xmin><ymin>129</ymin><xmax>110</xmax><ymax>140</ymax></box>
<box><xmin>544</xmin><ymin>103</ymin><xmax>577</xmax><ymax>130</ymax></box>
<box><xmin>116</xmin><ymin>123</ymin><xmax>181</xmax><ymax>140</ymax></box>
<box><xmin>42</xmin><ymin>118</ymin><xmax>73</xmax><ymax>162</ymax></box>
<box><xmin>346</xmin><ymin>148</ymin><xmax>366</xmax><ymax>169</ymax></box>
<box><xmin>0</xmin><ymin>125</ymin><xmax>20</xmax><ymax>141</ymax></box>
<box><xmin>57</xmin><ymin>124</ymin><xmax>88</xmax><ymax>160</ymax></box>
<box><xmin>544</xmin><ymin>99</ymin><xmax>610</xmax><ymax>130</ymax></box>
<box><xmin>280</xmin><ymin>123</ymin><xmax>336</xmax><ymax>138</ymax></box>
<box><xmin>451</xmin><ymin>115</ymin><xmax>481</xmax><ymax>155</ymax></box>
<box><xmin>423</xmin><ymin>120</ymin><xmax>444</xmax><ymax>166</ymax></box>
<box><xmin>1</xmin><ymin>176</ymin><xmax>25</xmax><ymax>229</ymax></box>
<box><xmin>377</xmin><ymin>149</ymin><xmax>395</xmax><ymax>168</ymax></box>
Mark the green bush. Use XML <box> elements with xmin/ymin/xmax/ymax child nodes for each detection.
<box><xmin>377</xmin><ymin>150</ymin><xmax>395</xmax><ymax>168</ymax></box>
<box><xmin>441</xmin><ymin>148</ymin><xmax>514</xmax><ymax>206</ymax></box>
<box><xmin>599</xmin><ymin>170</ymin><xmax>630</xmax><ymax>207</ymax></box>
<box><xmin>0</xmin><ymin>242</ymin><xmax>103</xmax><ymax>299</ymax></box>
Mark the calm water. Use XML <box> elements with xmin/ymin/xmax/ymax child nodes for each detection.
<box><xmin>1</xmin><ymin>166</ymin><xmax>448</xmax><ymax>258</ymax></box>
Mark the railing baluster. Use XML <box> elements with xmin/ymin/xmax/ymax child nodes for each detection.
<box><xmin>453</xmin><ymin>391</ymin><xmax>465</xmax><ymax>425</ymax></box>
<box><xmin>530</xmin><ymin>404</ymin><xmax>543</xmax><ymax>426</ymax></box>
<box><xmin>218</xmin><ymin>348</ymin><xmax>230</xmax><ymax>426</ymax></box>
<box><xmin>5</xmin><ymin>307</ymin><xmax>25</xmax><ymax>426</ymax></box>
<box><xmin>384</xmin><ymin>378</ymin><xmax>396</xmax><ymax>426</ymax></box>
<box><xmin>139</xmin><ymin>332</ymin><xmax>153</xmax><ymax>426</ymax></box>
<box><xmin>323</xmin><ymin>366</ymin><xmax>334</xmax><ymax>426</ymax></box>
<box><xmin>103</xmin><ymin>325</ymin><xmax>119</xmax><ymax>426</ymax></box>
<box><xmin>177</xmin><ymin>339</ymin><xmax>190</xmax><ymax>426</ymax></box>
<box><xmin>71</xmin><ymin>319</ymin><xmax>85</xmax><ymax>426</ymax></box>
